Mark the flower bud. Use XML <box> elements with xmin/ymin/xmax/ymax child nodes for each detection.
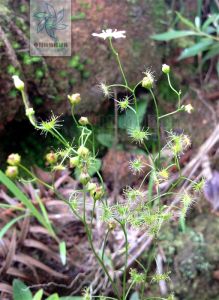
<box><xmin>79</xmin><ymin>117</ymin><xmax>89</xmax><ymax>126</ymax></box>
<box><xmin>7</xmin><ymin>153</ymin><xmax>21</xmax><ymax>166</ymax></box>
<box><xmin>142</xmin><ymin>75</ymin><xmax>153</xmax><ymax>89</ymax></box>
<box><xmin>12</xmin><ymin>75</ymin><xmax>24</xmax><ymax>91</ymax></box>
<box><xmin>162</xmin><ymin>64</ymin><xmax>170</xmax><ymax>74</ymax></box>
<box><xmin>45</xmin><ymin>152</ymin><xmax>58</xmax><ymax>165</ymax></box>
<box><xmin>87</xmin><ymin>182</ymin><xmax>97</xmax><ymax>192</ymax></box>
<box><xmin>5</xmin><ymin>166</ymin><xmax>18</xmax><ymax>179</ymax></box>
<box><xmin>79</xmin><ymin>172</ymin><xmax>90</xmax><ymax>185</ymax></box>
<box><xmin>183</xmin><ymin>104</ymin><xmax>194</xmax><ymax>114</ymax></box>
<box><xmin>108</xmin><ymin>221</ymin><xmax>117</xmax><ymax>230</ymax></box>
<box><xmin>90</xmin><ymin>186</ymin><xmax>104</xmax><ymax>201</ymax></box>
<box><xmin>68</xmin><ymin>93</ymin><xmax>81</xmax><ymax>105</ymax></box>
<box><xmin>26</xmin><ymin>108</ymin><xmax>35</xmax><ymax>118</ymax></box>
<box><xmin>69</xmin><ymin>156</ymin><xmax>80</xmax><ymax>168</ymax></box>
<box><xmin>53</xmin><ymin>164</ymin><xmax>65</xmax><ymax>171</ymax></box>
<box><xmin>77</xmin><ymin>145</ymin><xmax>90</xmax><ymax>158</ymax></box>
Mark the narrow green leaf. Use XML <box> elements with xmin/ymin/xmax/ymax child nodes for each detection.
<box><xmin>59</xmin><ymin>241</ymin><xmax>67</xmax><ymax>266</ymax></box>
<box><xmin>151</xmin><ymin>30</ymin><xmax>197</xmax><ymax>41</ymax></box>
<box><xmin>60</xmin><ymin>297</ymin><xmax>83</xmax><ymax>300</ymax></box>
<box><xmin>202</xmin><ymin>14</ymin><xmax>219</xmax><ymax>31</ymax></box>
<box><xmin>13</xmin><ymin>279</ymin><xmax>32</xmax><ymax>300</ymax></box>
<box><xmin>35</xmin><ymin>193</ymin><xmax>55</xmax><ymax>236</ymax></box>
<box><xmin>178</xmin><ymin>39</ymin><xmax>213</xmax><ymax>60</ymax></box>
<box><xmin>217</xmin><ymin>60</ymin><xmax>219</xmax><ymax>78</ymax></box>
<box><xmin>201</xmin><ymin>44</ymin><xmax>219</xmax><ymax>66</ymax></box>
<box><xmin>130</xmin><ymin>291</ymin><xmax>140</xmax><ymax>300</ymax></box>
<box><xmin>0</xmin><ymin>170</ymin><xmax>47</xmax><ymax>229</ymax></box>
<box><xmin>195</xmin><ymin>16</ymin><xmax>201</xmax><ymax>29</ymax></box>
<box><xmin>176</xmin><ymin>11</ymin><xmax>196</xmax><ymax>30</ymax></box>
<box><xmin>0</xmin><ymin>214</ymin><xmax>26</xmax><ymax>239</ymax></box>
<box><xmin>46</xmin><ymin>294</ymin><xmax>59</xmax><ymax>300</ymax></box>
<box><xmin>33</xmin><ymin>289</ymin><xmax>44</xmax><ymax>300</ymax></box>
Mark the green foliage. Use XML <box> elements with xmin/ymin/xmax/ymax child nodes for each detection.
<box><xmin>13</xmin><ymin>279</ymin><xmax>33</xmax><ymax>300</ymax></box>
<box><xmin>5</xmin><ymin>27</ymin><xmax>204</xmax><ymax>300</ymax></box>
<box><xmin>0</xmin><ymin>170</ymin><xmax>54</xmax><ymax>236</ymax></box>
<box><xmin>59</xmin><ymin>241</ymin><xmax>67</xmax><ymax>266</ymax></box>
<box><xmin>69</xmin><ymin>55</ymin><xmax>91</xmax><ymax>80</ymax></box>
<box><xmin>71</xmin><ymin>12</ymin><xmax>86</xmax><ymax>21</ymax></box>
<box><xmin>152</xmin><ymin>11</ymin><xmax>219</xmax><ymax>75</ymax></box>
<box><xmin>12</xmin><ymin>279</ymin><xmax>82</xmax><ymax>300</ymax></box>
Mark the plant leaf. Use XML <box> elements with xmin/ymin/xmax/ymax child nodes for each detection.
<box><xmin>13</xmin><ymin>279</ymin><xmax>32</xmax><ymax>300</ymax></box>
<box><xmin>33</xmin><ymin>289</ymin><xmax>43</xmax><ymax>300</ymax></box>
<box><xmin>176</xmin><ymin>11</ymin><xmax>196</xmax><ymax>30</ymax></box>
<box><xmin>200</xmin><ymin>44</ymin><xmax>219</xmax><ymax>66</ymax></box>
<box><xmin>118</xmin><ymin>99</ymin><xmax>147</xmax><ymax>130</ymax></box>
<box><xmin>97</xmin><ymin>133</ymin><xmax>114</xmax><ymax>148</ymax></box>
<box><xmin>59</xmin><ymin>241</ymin><xmax>67</xmax><ymax>266</ymax></box>
<box><xmin>46</xmin><ymin>294</ymin><xmax>59</xmax><ymax>300</ymax></box>
<box><xmin>130</xmin><ymin>291</ymin><xmax>140</xmax><ymax>300</ymax></box>
<box><xmin>202</xmin><ymin>14</ymin><xmax>219</xmax><ymax>31</ymax></box>
<box><xmin>151</xmin><ymin>30</ymin><xmax>197</xmax><ymax>41</ymax></box>
<box><xmin>60</xmin><ymin>297</ymin><xmax>84</xmax><ymax>300</ymax></box>
<box><xmin>0</xmin><ymin>170</ymin><xmax>48</xmax><ymax>229</ymax></box>
<box><xmin>0</xmin><ymin>214</ymin><xmax>26</xmax><ymax>239</ymax></box>
<box><xmin>178</xmin><ymin>39</ymin><xmax>213</xmax><ymax>60</ymax></box>
<box><xmin>217</xmin><ymin>60</ymin><xmax>219</xmax><ymax>78</ymax></box>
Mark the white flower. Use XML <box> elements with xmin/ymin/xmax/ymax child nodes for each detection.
<box><xmin>12</xmin><ymin>75</ymin><xmax>24</xmax><ymax>91</ymax></box>
<box><xmin>184</xmin><ymin>104</ymin><xmax>194</xmax><ymax>114</ymax></box>
<box><xmin>92</xmin><ymin>29</ymin><xmax>126</xmax><ymax>40</ymax></box>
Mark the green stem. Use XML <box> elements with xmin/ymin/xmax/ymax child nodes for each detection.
<box><xmin>149</xmin><ymin>89</ymin><xmax>161</xmax><ymax>166</ymax></box>
<box><xmin>159</xmin><ymin>108</ymin><xmax>182</xmax><ymax>119</ymax></box>
<box><xmin>167</xmin><ymin>73</ymin><xmax>181</xmax><ymax>108</ymax></box>
<box><xmin>19</xmin><ymin>164</ymin><xmax>53</xmax><ymax>190</ymax></box>
<box><xmin>118</xmin><ymin>221</ymin><xmax>128</xmax><ymax>300</ymax></box>
<box><xmin>109</xmin><ymin>38</ymin><xmax>128</xmax><ymax>87</ymax></box>
<box><xmin>101</xmin><ymin>228</ymin><xmax>110</xmax><ymax>260</ymax></box>
<box><xmin>82</xmin><ymin>188</ymin><xmax>120</xmax><ymax>298</ymax></box>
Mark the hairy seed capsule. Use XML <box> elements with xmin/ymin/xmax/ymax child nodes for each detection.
<box><xmin>87</xmin><ymin>182</ymin><xmax>97</xmax><ymax>192</ymax></box>
<box><xmin>45</xmin><ymin>152</ymin><xmax>58</xmax><ymax>165</ymax></box>
<box><xmin>68</xmin><ymin>93</ymin><xmax>81</xmax><ymax>105</ymax></box>
<box><xmin>7</xmin><ymin>153</ymin><xmax>21</xmax><ymax>166</ymax></box>
<box><xmin>6</xmin><ymin>166</ymin><xmax>18</xmax><ymax>179</ymax></box>
<box><xmin>69</xmin><ymin>156</ymin><xmax>80</xmax><ymax>168</ymax></box>
<box><xmin>79</xmin><ymin>117</ymin><xmax>89</xmax><ymax>126</ymax></box>
<box><xmin>79</xmin><ymin>172</ymin><xmax>90</xmax><ymax>185</ymax></box>
<box><xmin>162</xmin><ymin>64</ymin><xmax>170</xmax><ymax>74</ymax></box>
<box><xmin>77</xmin><ymin>146</ymin><xmax>90</xmax><ymax>158</ymax></box>
<box><xmin>91</xmin><ymin>186</ymin><xmax>104</xmax><ymax>201</ymax></box>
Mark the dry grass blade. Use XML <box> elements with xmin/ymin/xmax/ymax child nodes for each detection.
<box><xmin>0</xmin><ymin>230</ymin><xmax>16</xmax><ymax>275</ymax></box>
<box><xmin>0</xmin><ymin>283</ymin><xmax>13</xmax><ymax>295</ymax></box>
<box><xmin>23</xmin><ymin>239</ymin><xmax>60</xmax><ymax>262</ymax></box>
<box><xmin>13</xmin><ymin>253</ymin><xmax>68</xmax><ymax>280</ymax></box>
<box><xmin>18</xmin><ymin>214</ymin><xmax>30</xmax><ymax>245</ymax></box>
<box><xmin>6</xmin><ymin>267</ymin><xmax>30</xmax><ymax>281</ymax></box>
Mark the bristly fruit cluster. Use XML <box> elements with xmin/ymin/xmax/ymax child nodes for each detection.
<box><xmin>8</xmin><ymin>28</ymin><xmax>204</xmax><ymax>300</ymax></box>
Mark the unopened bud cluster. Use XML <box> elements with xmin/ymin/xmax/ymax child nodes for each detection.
<box><xmin>5</xmin><ymin>153</ymin><xmax>21</xmax><ymax>179</ymax></box>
